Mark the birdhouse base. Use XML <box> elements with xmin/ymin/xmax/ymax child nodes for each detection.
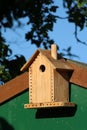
<box><xmin>24</xmin><ymin>102</ymin><xmax>75</xmax><ymax>109</ymax></box>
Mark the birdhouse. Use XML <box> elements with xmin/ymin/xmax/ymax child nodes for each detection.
<box><xmin>21</xmin><ymin>44</ymin><xmax>75</xmax><ymax>108</ymax></box>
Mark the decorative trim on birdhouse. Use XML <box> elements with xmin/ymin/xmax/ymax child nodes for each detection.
<box><xmin>29</xmin><ymin>66</ymin><xmax>32</xmax><ymax>103</ymax></box>
<box><xmin>24</xmin><ymin>102</ymin><xmax>75</xmax><ymax>109</ymax></box>
<box><xmin>21</xmin><ymin>44</ymin><xmax>75</xmax><ymax>109</ymax></box>
<box><xmin>51</xmin><ymin>69</ymin><xmax>54</xmax><ymax>102</ymax></box>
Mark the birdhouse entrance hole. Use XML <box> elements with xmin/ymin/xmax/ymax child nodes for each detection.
<box><xmin>39</xmin><ymin>65</ymin><xmax>46</xmax><ymax>72</ymax></box>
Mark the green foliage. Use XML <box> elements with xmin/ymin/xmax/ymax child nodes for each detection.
<box><xmin>0</xmin><ymin>41</ymin><xmax>26</xmax><ymax>83</ymax></box>
<box><xmin>0</xmin><ymin>0</ymin><xmax>58</xmax><ymax>83</ymax></box>
<box><xmin>0</xmin><ymin>0</ymin><xmax>87</xmax><ymax>46</ymax></box>
<box><xmin>63</xmin><ymin>0</ymin><xmax>87</xmax><ymax>29</ymax></box>
<box><xmin>76</xmin><ymin>0</ymin><xmax>87</xmax><ymax>8</ymax></box>
<box><xmin>0</xmin><ymin>0</ymin><xmax>58</xmax><ymax>49</ymax></box>
<box><xmin>63</xmin><ymin>0</ymin><xmax>87</xmax><ymax>44</ymax></box>
<box><xmin>0</xmin><ymin>0</ymin><xmax>87</xmax><ymax>47</ymax></box>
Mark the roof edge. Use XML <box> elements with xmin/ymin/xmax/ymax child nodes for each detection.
<box><xmin>0</xmin><ymin>72</ymin><xmax>29</xmax><ymax>104</ymax></box>
<box><xmin>21</xmin><ymin>49</ymin><xmax>51</xmax><ymax>72</ymax></box>
<box><xmin>20</xmin><ymin>50</ymin><xmax>40</xmax><ymax>72</ymax></box>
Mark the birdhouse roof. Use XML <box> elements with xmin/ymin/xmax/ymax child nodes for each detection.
<box><xmin>21</xmin><ymin>49</ymin><xmax>73</xmax><ymax>72</ymax></box>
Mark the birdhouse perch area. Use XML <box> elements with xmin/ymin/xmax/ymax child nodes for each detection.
<box><xmin>21</xmin><ymin>44</ymin><xmax>75</xmax><ymax>109</ymax></box>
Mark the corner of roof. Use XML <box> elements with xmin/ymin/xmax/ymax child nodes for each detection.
<box><xmin>20</xmin><ymin>49</ymin><xmax>39</xmax><ymax>72</ymax></box>
<box><xmin>67</xmin><ymin>59</ymin><xmax>87</xmax><ymax>68</ymax></box>
<box><xmin>20</xmin><ymin>49</ymin><xmax>50</xmax><ymax>72</ymax></box>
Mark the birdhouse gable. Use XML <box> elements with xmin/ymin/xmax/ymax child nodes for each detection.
<box><xmin>20</xmin><ymin>49</ymin><xmax>51</xmax><ymax>72</ymax></box>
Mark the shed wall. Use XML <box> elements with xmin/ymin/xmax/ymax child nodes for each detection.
<box><xmin>0</xmin><ymin>84</ymin><xmax>87</xmax><ymax>130</ymax></box>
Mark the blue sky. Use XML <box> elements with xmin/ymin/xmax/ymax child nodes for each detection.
<box><xmin>2</xmin><ymin>1</ymin><xmax>87</xmax><ymax>63</ymax></box>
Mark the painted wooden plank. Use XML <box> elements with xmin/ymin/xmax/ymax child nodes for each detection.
<box><xmin>0</xmin><ymin>72</ymin><xmax>29</xmax><ymax>104</ymax></box>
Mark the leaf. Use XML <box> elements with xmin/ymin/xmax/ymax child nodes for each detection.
<box><xmin>77</xmin><ymin>0</ymin><xmax>86</xmax><ymax>7</ymax></box>
<box><xmin>50</xmin><ymin>6</ymin><xmax>58</xmax><ymax>12</ymax></box>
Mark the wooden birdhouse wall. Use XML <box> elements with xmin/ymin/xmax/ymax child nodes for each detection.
<box><xmin>28</xmin><ymin>52</ymin><xmax>70</xmax><ymax>105</ymax></box>
<box><xmin>29</xmin><ymin>53</ymin><xmax>54</xmax><ymax>104</ymax></box>
<box><xmin>54</xmin><ymin>70</ymin><xmax>69</xmax><ymax>102</ymax></box>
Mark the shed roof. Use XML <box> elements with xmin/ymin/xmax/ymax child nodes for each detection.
<box><xmin>67</xmin><ymin>60</ymin><xmax>87</xmax><ymax>88</ymax></box>
<box><xmin>0</xmin><ymin>72</ymin><xmax>28</xmax><ymax>104</ymax></box>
